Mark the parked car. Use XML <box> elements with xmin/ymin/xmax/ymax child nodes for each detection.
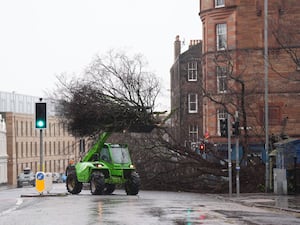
<box><xmin>17</xmin><ymin>168</ymin><xmax>35</xmax><ymax>188</ymax></box>
<box><xmin>52</xmin><ymin>172</ymin><xmax>61</xmax><ymax>183</ymax></box>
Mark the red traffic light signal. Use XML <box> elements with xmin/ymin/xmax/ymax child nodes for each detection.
<box><xmin>199</xmin><ymin>143</ymin><xmax>205</xmax><ymax>151</ymax></box>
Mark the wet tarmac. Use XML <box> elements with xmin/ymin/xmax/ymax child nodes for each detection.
<box><xmin>1</xmin><ymin>184</ymin><xmax>300</xmax><ymax>225</ymax></box>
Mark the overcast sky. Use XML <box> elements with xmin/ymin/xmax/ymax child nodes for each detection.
<box><xmin>0</xmin><ymin>0</ymin><xmax>202</xmax><ymax>111</ymax></box>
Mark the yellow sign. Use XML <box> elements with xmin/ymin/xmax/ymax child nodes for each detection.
<box><xmin>35</xmin><ymin>172</ymin><xmax>45</xmax><ymax>193</ymax></box>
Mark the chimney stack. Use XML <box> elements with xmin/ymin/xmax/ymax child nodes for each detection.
<box><xmin>174</xmin><ymin>35</ymin><xmax>181</xmax><ymax>61</ymax></box>
<box><xmin>189</xmin><ymin>40</ymin><xmax>201</xmax><ymax>48</ymax></box>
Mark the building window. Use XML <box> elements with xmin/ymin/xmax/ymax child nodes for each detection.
<box><xmin>58</xmin><ymin>141</ymin><xmax>61</xmax><ymax>155</ymax></box>
<box><xmin>188</xmin><ymin>93</ymin><xmax>198</xmax><ymax>113</ymax></box>
<box><xmin>16</xmin><ymin>120</ymin><xmax>19</xmax><ymax>136</ymax></box>
<box><xmin>44</xmin><ymin>142</ymin><xmax>47</xmax><ymax>156</ymax></box>
<box><xmin>49</xmin><ymin>122</ymin><xmax>52</xmax><ymax>137</ymax></box>
<box><xmin>215</xmin><ymin>0</ymin><xmax>225</xmax><ymax>8</ymax></box>
<box><xmin>189</xmin><ymin>125</ymin><xmax>198</xmax><ymax>142</ymax></box>
<box><xmin>35</xmin><ymin>142</ymin><xmax>37</xmax><ymax>156</ymax></box>
<box><xmin>217</xmin><ymin>109</ymin><xmax>227</xmax><ymax>135</ymax></box>
<box><xmin>216</xmin><ymin>23</ymin><xmax>227</xmax><ymax>50</ymax></box>
<box><xmin>30</xmin><ymin>121</ymin><xmax>33</xmax><ymax>136</ymax></box>
<box><xmin>21</xmin><ymin>121</ymin><xmax>23</xmax><ymax>136</ymax></box>
<box><xmin>217</xmin><ymin>66</ymin><xmax>227</xmax><ymax>93</ymax></box>
<box><xmin>58</xmin><ymin>123</ymin><xmax>61</xmax><ymax>136</ymax></box>
<box><xmin>26</xmin><ymin>142</ymin><xmax>28</xmax><ymax>157</ymax></box>
<box><xmin>188</xmin><ymin>61</ymin><xmax>197</xmax><ymax>81</ymax></box>
<box><xmin>54</xmin><ymin>142</ymin><xmax>56</xmax><ymax>155</ymax></box>
<box><xmin>63</xmin><ymin>141</ymin><xmax>66</xmax><ymax>154</ymax></box>
<box><xmin>25</xmin><ymin>121</ymin><xmax>28</xmax><ymax>136</ymax></box>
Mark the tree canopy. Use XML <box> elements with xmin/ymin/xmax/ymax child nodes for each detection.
<box><xmin>52</xmin><ymin>50</ymin><xmax>161</xmax><ymax>137</ymax></box>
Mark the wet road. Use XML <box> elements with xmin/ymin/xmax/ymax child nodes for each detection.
<box><xmin>0</xmin><ymin>183</ymin><xmax>300</xmax><ymax>225</ymax></box>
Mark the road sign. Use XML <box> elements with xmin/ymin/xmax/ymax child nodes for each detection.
<box><xmin>35</xmin><ymin>171</ymin><xmax>45</xmax><ymax>193</ymax></box>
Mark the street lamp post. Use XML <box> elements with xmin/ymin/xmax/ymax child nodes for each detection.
<box><xmin>264</xmin><ymin>0</ymin><xmax>270</xmax><ymax>192</ymax></box>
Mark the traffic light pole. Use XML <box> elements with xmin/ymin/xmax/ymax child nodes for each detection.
<box><xmin>35</xmin><ymin>99</ymin><xmax>46</xmax><ymax>172</ymax></box>
<box><xmin>39</xmin><ymin>129</ymin><xmax>44</xmax><ymax>171</ymax></box>
<box><xmin>235</xmin><ymin>111</ymin><xmax>240</xmax><ymax>197</ymax></box>
<box><xmin>227</xmin><ymin>113</ymin><xmax>232</xmax><ymax>197</ymax></box>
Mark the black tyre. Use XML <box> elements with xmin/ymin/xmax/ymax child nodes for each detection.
<box><xmin>90</xmin><ymin>172</ymin><xmax>105</xmax><ymax>195</ymax></box>
<box><xmin>66</xmin><ymin>173</ymin><xmax>83</xmax><ymax>194</ymax></box>
<box><xmin>104</xmin><ymin>184</ymin><xmax>116</xmax><ymax>195</ymax></box>
<box><xmin>125</xmin><ymin>172</ymin><xmax>140</xmax><ymax>195</ymax></box>
<box><xmin>17</xmin><ymin>181</ymin><xmax>22</xmax><ymax>188</ymax></box>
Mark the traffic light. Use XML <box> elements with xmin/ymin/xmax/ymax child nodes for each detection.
<box><xmin>232</xmin><ymin>121</ymin><xmax>240</xmax><ymax>136</ymax></box>
<box><xmin>35</xmin><ymin>102</ymin><xmax>47</xmax><ymax>129</ymax></box>
<box><xmin>199</xmin><ymin>143</ymin><xmax>205</xmax><ymax>151</ymax></box>
<box><xmin>220</xmin><ymin>119</ymin><xmax>228</xmax><ymax>137</ymax></box>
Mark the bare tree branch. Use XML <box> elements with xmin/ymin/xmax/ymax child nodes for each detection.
<box><xmin>52</xmin><ymin>50</ymin><xmax>161</xmax><ymax>136</ymax></box>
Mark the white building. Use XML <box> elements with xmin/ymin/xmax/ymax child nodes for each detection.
<box><xmin>0</xmin><ymin>91</ymin><xmax>78</xmax><ymax>186</ymax></box>
<box><xmin>0</xmin><ymin>91</ymin><xmax>56</xmax><ymax>115</ymax></box>
<box><xmin>0</xmin><ymin>114</ymin><xmax>7</xmax><ymax>184</ymax></box>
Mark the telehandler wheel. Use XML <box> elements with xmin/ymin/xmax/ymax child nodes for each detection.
<box><xmin>90</xmin><ymin>172</ymin><xmax>105</xmax><ymax>195</ymax></box>
<box><xmin>125</xmin><ymin>172</ymin><xmax>140</xmax><ymax>195</ymax></box>
<box><xmin>104</xmin><ymin>184</ymin><xmax>116</xmax><ymax>195</ymax></box>
<box><xmin>66</xmin><ymin>173</ymin><xmax>83</xmax><ymax>194</ymax></box>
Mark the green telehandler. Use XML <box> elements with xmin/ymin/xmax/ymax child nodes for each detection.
<box><xmin>65</xmin><ymin>132</ymin><xmax>140</xmax><ymax>195</ymax></box>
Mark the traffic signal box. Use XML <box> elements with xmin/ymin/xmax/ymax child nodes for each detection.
<box><xmin>220</xmin><ymin>119</ymin><xmax>228</xmax><ymax>137</ymax></box>
<box><xmin>35</xmin><ymin>102</ymin><xmax>47</xmax><ymax>129</ymax></box>
<box><xmin>232</xmin><ymin>121</ymin><xmax>240</xmax><ymax>137</ymax></box>
<box><xmin>221</xmin><ymin>119</ymin><xmax>240</xmax><ymax>137</ymax></box>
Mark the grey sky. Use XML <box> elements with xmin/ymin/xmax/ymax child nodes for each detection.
<box><xmin>0</xmin><ymin>0</ymin><xmax>202</xmax><ymax>111</ymax></box>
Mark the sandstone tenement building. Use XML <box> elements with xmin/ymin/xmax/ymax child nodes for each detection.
<box><xmin>199</xmin><ymin>0</ymin><xmax>300</xmax><ymax>156</ymax></box>
<box><xmin>170</xmin><ymin>36</ymin><xmax>203</xmax><ymax>148</ymax></box>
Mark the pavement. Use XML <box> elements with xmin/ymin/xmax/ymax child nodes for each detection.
<box><xmin>0</xmin><ymin>184</ymin><xmax>13</xmax><ymax>191</ymax></box>
<box><xmin>219</xmin><ymin>193</ymin><xmax>300</xmax><ymax>214</ymax></box>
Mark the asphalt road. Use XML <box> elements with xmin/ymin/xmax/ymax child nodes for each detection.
<box><xmin>0</xmin><ymin>183</ymin><xmax>300</xmax><ymax>225</ymax></box>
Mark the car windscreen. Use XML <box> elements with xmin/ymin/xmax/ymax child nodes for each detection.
<box><xmin>23</xmin><ymin>170</ymin><xmax>31</xmax><ymax>174</ymax></box>
<box><xmin>110</xmin><ymin>147</ymin><xmax>131</xmax><ymax>164</ymax></box>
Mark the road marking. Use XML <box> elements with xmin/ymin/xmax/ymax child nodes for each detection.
<box><xmin>16</xmin><ymin>198</ymin><xmax>23</xmax><ymax>206</ymax></box>
<box><xmin>0</xmin><ymin>198</ymin><xmax>23</xmax><ymax>216</ymax></box>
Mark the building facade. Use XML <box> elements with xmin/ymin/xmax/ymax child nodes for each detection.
<box><xmin>170</xmin><ymin>36</ymin><xmax>204</xmax><ymax>148</ymax></box>
<box><xmin>0</xmin><ymin>114</ymin><xmax>7</xmax><ymax>184</ymax></box>
<box><xmin>0</xmin><ymin>91</ymin><xmax>80</xmax><ymax>186</ymax></box>
<box><xmin>199</xmin><ymin>0</ymin><xmax>300</xmax><ymax>154</ymax></box>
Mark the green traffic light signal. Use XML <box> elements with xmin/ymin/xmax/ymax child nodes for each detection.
<box><xmin>36</xmin><ymin>120</ymin><xmax>45</xmax><ymax>128</ymax></box>
<box><xmin>35</xmin><ymin>102</ymin><xmax>47</xmax><ymax>129</ymax></box>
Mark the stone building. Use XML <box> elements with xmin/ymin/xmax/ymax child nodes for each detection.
<box><xmin>170</xmin><ymin>35</ymin><xmax>203</xmax><ymax>148</ymax></box>
<box><xmin>0</xmin><ymin>91</ymin><xmax>80</xmax><ymax>186</ymax></box>
<box><xmin>199</xmin><ymin>0</ymin><xmax>300</xmax><ymax>156</ymax></box>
